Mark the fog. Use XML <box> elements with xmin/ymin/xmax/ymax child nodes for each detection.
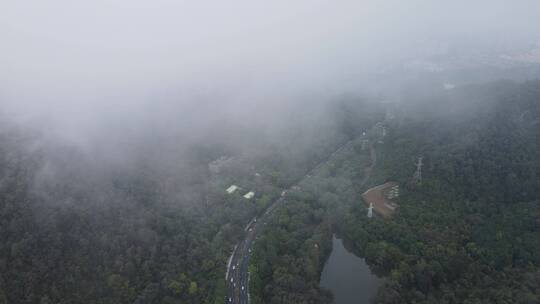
<box><xmin>3</xmin><ymin>3</ymin><xmax>540</xmax><ymax>303</ymax></box>
<box><xmin>2</xmin><ymin>0</ymin><xmax>540</xmax><ymax>151</ymax></box>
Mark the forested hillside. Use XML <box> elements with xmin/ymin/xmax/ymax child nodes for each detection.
<box><xmin>342</xmin><ymin>80</ymin><xmax>540</xmax><ymax>303</ymax></box>
<box><xmin>0</xmin><ymin>99</ymin><xmax>381</xmax><ymax>304</ymax></box>
<box><xmin>245</xmin><ymin>80</ymin><xmax>540</xmax><ymax>304</ymax></box>
<box><xmin>3</xmin><ymin>78</ymin><xmax>538</xmax><ymax>303</ymax></box>
<box><xmin>249</xmin><ymin>137</ymin><xmax>374</xmax><ymax>304</ymax></box>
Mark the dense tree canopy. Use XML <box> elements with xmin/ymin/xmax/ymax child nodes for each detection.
<box><xmin>342</xmin><ymin>81</ymin><xmax>540</xmax><ymax>303</ymax></box>
<box><xmin>0</xmin><ymin>98</ymin><xmax>382</xmax><ymax>303</ymax></box>
<box><xmin>249</xmin><ymin>80</ymin><xmax>540</xmax><ymax>304</ymax></box>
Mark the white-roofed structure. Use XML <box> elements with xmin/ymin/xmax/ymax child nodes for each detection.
<box><xmin>243</xmin><ymin>191</ymin><xmax>255</xmax><ymax>199</ymax></box>
<box><xmin>226</xmin><ymin>185</ymin><xmax>239</xmax><ymax>194</ymax></box>
<box><xmin>443</xmin><ymin>83</ymin><xmax>456</xmax><ymax>90</ymax></box>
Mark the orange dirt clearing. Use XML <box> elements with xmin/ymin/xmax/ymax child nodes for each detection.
<box><xmin>362</xmin><ymin>181</ymin><xmax>399</xmax><ymax>217</ymax></box>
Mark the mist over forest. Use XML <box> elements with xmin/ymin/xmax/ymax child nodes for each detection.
<box><xmin>2</xmin><ymin>1</ymin><xmax>540</xmax><ymax>304</ymax></box>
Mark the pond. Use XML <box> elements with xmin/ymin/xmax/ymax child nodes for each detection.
<box><xmin>320</xmin><ymin>235</ymin><xmax>384</xmax><ymax>304</ymax></box>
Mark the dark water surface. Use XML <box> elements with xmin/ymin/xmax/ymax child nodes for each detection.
<box><xmin>320</xmin><ymin>235</ymin><xmax>383</xmax><ymax>304</ymax></box>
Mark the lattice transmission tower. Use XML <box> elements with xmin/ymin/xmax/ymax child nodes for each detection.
<box><xmin>412</xmin><ymin>156</ymin><xmax>423</xmax><ymax>184</ymax></box>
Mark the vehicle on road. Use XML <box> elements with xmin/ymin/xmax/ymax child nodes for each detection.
<box><xmin>225</xmin><ymin>138</ymin><xmax>361</xmax><ymax>304</ymax></box>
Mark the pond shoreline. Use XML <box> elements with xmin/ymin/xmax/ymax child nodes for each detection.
<box><xmin>320</xmin><ymin>234</ymin><xmax>384</xmax><ymax>304</ymax></box>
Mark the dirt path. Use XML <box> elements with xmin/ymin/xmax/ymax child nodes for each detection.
<box><xmin>360</xmin><ymin>144</ymin><xmax>376</xmax><ymax>187</ymax></box>
<box><xmin>359</xmin><ymin>141</ymin><xmax>398</xmax><ymax>217</ymax></box>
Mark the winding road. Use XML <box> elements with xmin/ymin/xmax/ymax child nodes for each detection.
<box><xmin>225</xmin><ymin>135</ymin><xmax>378</xmax><ymax>304</ymax></box>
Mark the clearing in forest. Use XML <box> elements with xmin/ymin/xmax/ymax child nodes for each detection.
<box><xmin>361</xmin><ymin>181</ymin><xmax>399</xmax><ymax>217</ymax></box>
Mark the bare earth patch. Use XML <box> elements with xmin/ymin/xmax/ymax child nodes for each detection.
<box><xmin>362</xmin><ymin>182</ymin><xmax>399</xmax><ymax>217</ymax></box>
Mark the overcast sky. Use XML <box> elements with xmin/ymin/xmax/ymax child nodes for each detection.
<box><xmin>2</xmin><ymin>0</ymin><xmax>540</xmax><ymax>143</ymax></box>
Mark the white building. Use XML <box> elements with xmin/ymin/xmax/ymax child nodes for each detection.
<box><xmin>243</xmin><ymin>191</ymin><xmax>255</xmax><ymax>199</ymax></box>
<box><xmin>226</xmin><ymin>185</ymin><xmax>239</xmax><ymax>194</ymax></box>
<box><xmin>443</xmin><ymin>83</ymin><xmax>456</xmax><ymax>90</ymax></box>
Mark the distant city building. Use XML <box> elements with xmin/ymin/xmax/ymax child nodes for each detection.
<box><xmin>443</xmin><ymin>83</ymin><xmax>456</xmax><ymax>90</ymax></box>
<box><xmin>361</xmin><ymin>139</ymin><xmax>369</xmax><ymax>150</ymax></box>
<box><xmin>385</xmin><ymin>112</ymin><xmax>395</xmax><ymax>121</ymax></box>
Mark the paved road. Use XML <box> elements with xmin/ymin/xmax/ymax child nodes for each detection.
<box><xmin>225</xmin><ymin>140</ymin><xmax>357</xmax><ymax>304</ymax></box>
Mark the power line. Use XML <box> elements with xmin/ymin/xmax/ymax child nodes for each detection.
<box><xmin>412</xmin><ymin>156</ymin><xmax>423</xmax><ymax>184</ymax></box>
